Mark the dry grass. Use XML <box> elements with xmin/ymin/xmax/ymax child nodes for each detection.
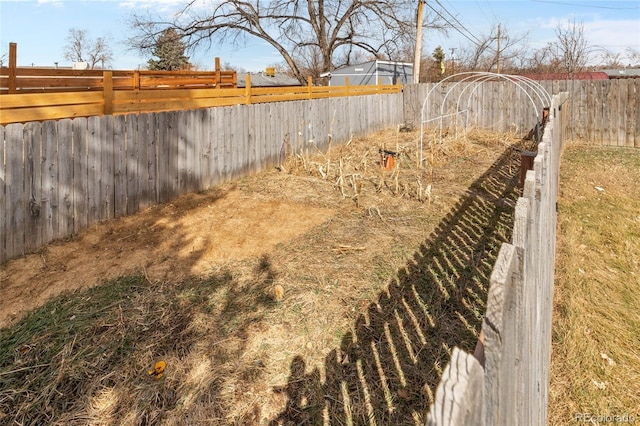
<box><xmin>549</xmin><ymin>144</ymin><xmax>640</xmax><ymax>424</ymax></box>
<box><xmin>0</xmin><ymin>127</ymin><xmax>526</xmax><ymax>425</ymax></box>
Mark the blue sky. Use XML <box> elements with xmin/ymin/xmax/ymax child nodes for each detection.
<box><xmin>1</xmin><ymin>0</ymin><xmax>639</xmax><ymax>71</ymax></box>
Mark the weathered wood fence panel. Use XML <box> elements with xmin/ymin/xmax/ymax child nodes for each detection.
<box><xmin>403</xmin><ymin>81</ymin><xmax>544</xmax><ymax>137</ymax></box>
<box><xmin>405</xmin><ymin>79</ymin><xmax>638</xmax><ymax>146</ymax></box>
<box><xmin>426</xmin><ymin>92</ymin><xmax>569</xmax><ymax>426</ymax></box>
<box><xmin>0</xmin><ymin>93</ymin><xmax>403</xmax><ymax>263</ymax></box>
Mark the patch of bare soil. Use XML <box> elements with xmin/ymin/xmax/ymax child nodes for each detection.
<box><xmin>1</xmin><ymin>188</ymin><xmax>332</xmax><ymax>327</ymax></box>
<box><xmin>0</xmin><ymin>128</ymin><xmax>525</xmax><ymax>425</ymax></box>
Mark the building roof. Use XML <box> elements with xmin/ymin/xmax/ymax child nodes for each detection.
<box><xmin>237</xmin><ymin>72</ymin><xmax>301</xmax><ymax>87</ymax></box>
<box><xmin>520</xmin><ymin>72</ymin><xmax>609</xmax><ymax>80</ymax></box>
<box><xmin>601</xmin><ymin>68</ymin><xmax>640</xmax><ymax>78</ymax></box>
<box><xmin>320</xmin><ymin>60</ymin><xmax>413</xmax><ymax>77</ymax></box>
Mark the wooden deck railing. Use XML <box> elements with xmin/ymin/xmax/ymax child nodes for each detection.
<box><xmin>0</xmin><ymin>73</ymin><xmax>401</xmax><ymax>125</ymax></box>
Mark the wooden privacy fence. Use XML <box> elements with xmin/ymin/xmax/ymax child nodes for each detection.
<box><xmin>426</xmin><ymin>92</ymin><xmax>569</xmax><ymax>426</ymax></box>
<box><xmin>0</xmin><ymin>93</ymin><xmax>403</xmax><ymax>263</ymax></box>
<box><xmin>404</xmin><ymin>79</ymin><xmax>638</xmax><ymax>147</ymax></box>
<box><xmin>0</xmin><ymin>74</ymin><xmax>401</xmax><ymax>125</ymax></box>
<box><xmin>0</xmin><ymin>45</ymin><xmax>237</xmax><ymax>94</ymax></box>
<box><xmin>539</xmin><ymin>78</ymin><xmax>638</xmax><ymax>147</ymax></box>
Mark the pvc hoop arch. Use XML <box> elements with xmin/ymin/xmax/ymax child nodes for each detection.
<box><xmin>419</xmin><ymin>72</ymin><xmax>551</xmax><ymax>164</ymax></box>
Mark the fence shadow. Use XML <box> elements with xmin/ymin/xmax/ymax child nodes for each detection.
<box><xmin>269</xmin><ymin>144</ymin><xmax>521</xmax><ymax>425</ymax></box>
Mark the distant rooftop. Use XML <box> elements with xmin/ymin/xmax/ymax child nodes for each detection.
<box><xmin>601</xmin><ymin>68</ymin><xmax>640</xmax><ymax>78</ymax></box>
<box><xmin>521</xmin><ymin>72</ymin><xmax>609</xmax><ymax>80</ymax></box>
<box><xmin>237</xmin><ymin>72</ymin><xmax>301</xmax><ymax>88</ymax></box>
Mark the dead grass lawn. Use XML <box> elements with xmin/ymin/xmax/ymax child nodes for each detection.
<box><xmin>0</xmin><ymin>127</ymin><xmax>525</xmax><ymax>425</ymax></box>
<box><xmin>549</xmin><ymin>144</ymin><xmax>640</xmax><ymax>424</ymax></box>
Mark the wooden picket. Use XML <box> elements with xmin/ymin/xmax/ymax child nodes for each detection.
<box><xmin>426</xmin><ymin>92</ymin><xmax>569</xmax><ymax>426</ymax></box>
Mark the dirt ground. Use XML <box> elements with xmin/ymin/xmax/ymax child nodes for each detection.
<box><xmin>1</xmin><ymin>187</ymin><xmax>332</xmax><ymax>328</ymax></box>
<box><xmin>1</xmin><ymin>128</ymin><xmax>524</xmax><ymax>424</ymax></box>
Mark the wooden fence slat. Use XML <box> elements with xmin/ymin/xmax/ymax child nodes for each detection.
<box><xmin>57</xmin><ymin>119</ymin><xmax>74</xmax><ymax>238</ymax></box>
<box><xmin>125</xmin><ymin>115</ymin><xmax>139</xmax><ymax>215</ymax></box>
<box><xmin>0</xmin><ymin>125</ymin><xmax>5</xmax><ymax>263</ymax></box>
<box><xmin>72</xmin><ymin>118</ymin><xmax>87</xmax><ymax>233</ymax></box>
<box><xmin>24</xmin><ymin>122</ymin><xmax>42</xmax><ymax>253</ymax></box>
<box><xmin>225</xmin><ymin>106</ymin><xmax>234</xmax><ymax>179</ymax></box>
<box><xmin>188</xmin><ymin>110</ymin><xmax>199</xmax><ymax>193</ymax></box>
<box><xmin>165</xmin><ymin>111</ymin><xmax>173</xmax><ymax>199</ymax></box>
<box><xmin>113</xmin><ymin>115</ymin><xmax>127</xmax><ymax>218</ymax></box>
<box><xmin>0</xmin><ymin>126</ymin><xmax>4</xmax><ymax>264</ymax></box>
<box><xmin>625</xmin><ymin>79</ymin><xmax>636</xmax><ymax>147</ymax></box>
<box><xmin>207</xmin><ymin>108</ymin><xmax>219</xmax><ymax>187</ymax></box>
<box><xmin>137</xmin><ymin>113</ymin><xmax>151</xmax><ymax>209</ymax></box>
<box><xmin>101</xmin><ymin>116</ymin><xmax>115</xmax><ymax>221</ymax></box>
<box><xmin>86</xmin><ymin>116</ymin><xmax>100</xmax><ymax>224</ymax></box>
<box><xmin>197</xmin><ymin>108</ymin><xmax>210</xmax><ymax>190</ymax></box>
<box><xmin>483</xmin><ymin>242</ymin><xmax>519</xmax><ymax>426</ymax></box>
<box><xmin>147</xmin><ymin>113</ymin><xmax>159</xmax><ymax>205</ymax></box>
<box><xmin>5</xmin><ymin>124</ymin><xmax>25</xmax><ymax>259</ymax></box>
<box><xmin>427</xmin><ymin>348</ymin><xmax>485</xmax><ymax>426</ymax></box>
<box><xmin>177</xmin><ymin>110</ymin><xmax>188</xmax><ymax>195</ymax></box>
<box><xmin>511</xmin><ymin>197</ymin><xmax>530</xmax><ymax>422</ymax></box>
<box><xmin>42</xmin><ymin>121</ymin><xmax>58</xmax><ymax>243</ymax></box>
<box><xmin>218</xmin><ymin>107</ymin><xmax>228</xmax><ymax>184</ymax></box>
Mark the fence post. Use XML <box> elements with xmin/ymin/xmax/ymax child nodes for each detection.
<box><xmin>245</xmin><ymin>74</ymin><xmax>252</xmax><ymax>105</ymax></box>
<box><xmin>133</xmin><ymin>70</ymin><xmax>140</xmax><ymax>90</ymax></box>
<box><xmin>307</xmin><ymin>76</ymin><xmax>313</xmax><ymax>100</ymax></box>
<box><xmin>103</xmin><ymin>71</ymin><xmax>113</xmax><ymax>115</ymax></box>
<box><xmin>345</xmin><ymin>76</ymin><xmax>350</xmax><ymax>97</ymax></box>
<box><xmin>8</xmin><ymin>42</ymin><xmax>17</xmax><ymax>94</ymax></box>
<box><xmin>215</xmin><ymin>57</ymin><xmax>221</xmax><ymax>89</ymax></box>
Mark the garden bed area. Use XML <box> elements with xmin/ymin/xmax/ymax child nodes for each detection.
<box><xmin>0</xmin><ymin>127</ymin><xmax>525</xmax><ymax>425</ymax></box>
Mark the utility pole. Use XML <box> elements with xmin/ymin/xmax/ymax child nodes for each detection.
<box><xmin>495</xmin><ymin>24</ymin><xmax>507</xmax><ymax>74</ymax></box>
<box><xmin>413</xmin><ymin>0</ymin><xmax>425</xmax><ymax>84</ymax></box>
<box><xmin>497</xmin><ymin>24</ymin><xmax>502</xmax><ymax>74</ymax></box>
<box><xmin>449</xmin><ymin>47</ymin><xmax>456</xmax><ymax>75</ymax></box>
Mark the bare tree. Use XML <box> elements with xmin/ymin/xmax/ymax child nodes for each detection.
<box><xmin>597</xmin><ymin>48</ymin><xmax>623</xmax><ymax>68</ymax></box>
<box><xmin>522</xmin><ymin>42</ymin><xmax>562</xmax><ymax>74</ymax></box>
<box><xmin>553</xmin><ymin>19</ymin><xmax>590</xmax><ymax>75</ymax></box>
<box><xmin>457</xmin><ymin>23</ymin><xmax>528</xmax><ymax>73</ymax></box>
<box><xmin>625</xmin><ymin>47</ymin><xmax>640</xmax><ymax>66</ymax></box>
<box><xmin>63</xmin><ymin>28</ymin><xmax>113</xmax><ymax>69</ymax></box>
<box><xmin>127</xmin><ymin>1</ymin><xmax>419</xmax><ymax>84</ymax></box>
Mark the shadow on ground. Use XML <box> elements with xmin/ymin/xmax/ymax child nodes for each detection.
<box><xmin>0</xmin><ymin>251</ymin><xmax>281</xmax><ymax>425</ymax></box>
<box><xmin>269</xmin><ymin>145</ymin><xmax>521</xmax><ymax>425</ymax></box>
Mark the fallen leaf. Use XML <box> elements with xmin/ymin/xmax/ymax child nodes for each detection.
<box><xmin>398</xmin><ymin>388</ymin><xmax>410</xmax><ymax>400</ymax></box>
<box><xmin>148</xmin><ymin>360</ymin><xmax>166</xmax><ymax>380</ymax></box>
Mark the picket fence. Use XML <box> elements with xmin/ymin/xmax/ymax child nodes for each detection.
<box><xmin>0</xmin><ymin>94</ymin><xmax>403</xmax><ymax>263</ymax></box>
<box><xmin>426</xmin><ymin>92</ymin><xmax>569</xmax><ymax>426</ymax></box>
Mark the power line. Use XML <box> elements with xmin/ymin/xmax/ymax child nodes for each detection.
<box><xmin>433</xmin><ymin>0</ymin><xmax>485</xmax><ymax>44</ymax></box>
<box><xmin>424</xmin><ymin>1</ymin><xmax>484</xmax><ymax>48</ymax></box>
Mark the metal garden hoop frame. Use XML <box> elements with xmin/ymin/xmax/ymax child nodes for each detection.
<box><xmin>419</xmin><ymin>72</ymin><xmax>551</xmax><ymax>165</ymax></box>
